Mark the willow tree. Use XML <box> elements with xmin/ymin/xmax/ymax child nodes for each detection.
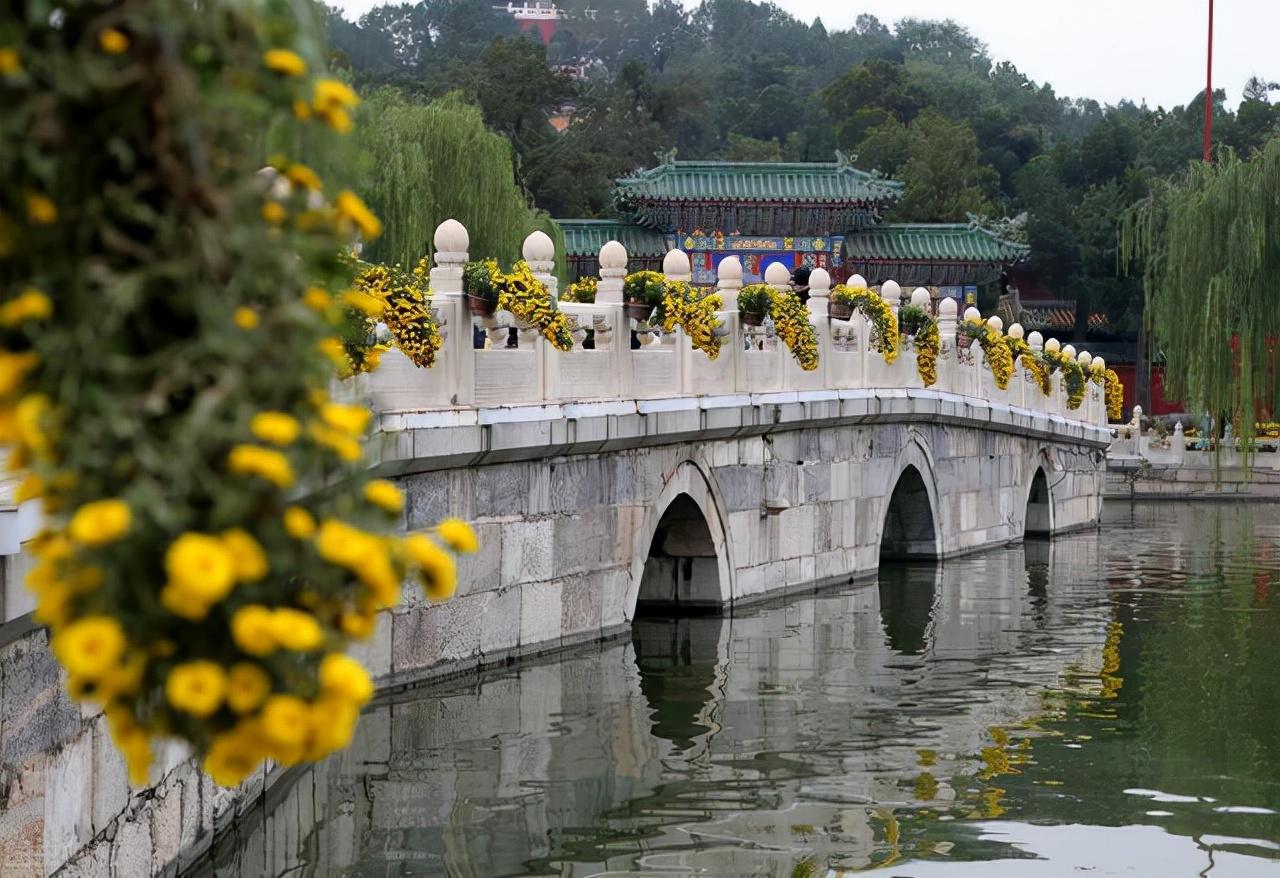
<box><xmin>347</xmin><ymin>88</ymin><xmax>563</xmax><ymax>273</ymax></box>
<box><xmin>1120</xmin><ymin>140</ymin><xmax>1280</xmax><ymax>438</ymax></box>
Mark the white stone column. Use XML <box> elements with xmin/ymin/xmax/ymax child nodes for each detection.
<box><xmin>717</xmin><ymin>255</ymin><xmax>743</xmax><ymax>311</ymax></box>
<box><xmin>663</xmin><ymin>247</ymin><xmax>692</xmax><ymax>283</ymax></box>
<box><xmin>596</xmin><ymin>240</ymin><xmax>627</xmax><ymax>305</ymax></box>
<box><xmin>909</xmin><ymin>286</ymin><xmax>931</xmax><ymax>313</ymax></box>
<box><xmin>522</xmin><ymin>230</ymin><xmax>558</xmax><ymax>299</ymax></box>
<box><xmin>881</xmin><ymin>279</ymin><xmax>902</xmax><ymax>321</ymax></box>
<box><xmin>430</xmin><ymin>218</ymin><xmax>468</xmax><ymax>296</ymax></box>
<box><xmin>808</xmin><ymin>267</ymin><xmax>831</xmax><ymax>318</ymax></box>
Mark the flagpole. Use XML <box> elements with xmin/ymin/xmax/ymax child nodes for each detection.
<box><xmin>1203</xmin><ymin>0</ymin><xmax>1214</xmax><ymax>161</ymax></box>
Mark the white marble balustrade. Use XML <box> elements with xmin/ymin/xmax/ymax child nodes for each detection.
<box><xmin>361</xmin><ymin>220</ymin><xmax>1110</xmax><ymax>429</ymax></box>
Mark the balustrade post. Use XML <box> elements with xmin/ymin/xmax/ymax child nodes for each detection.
<box><xmin>937</xmin><ymin>297</ymin><xmax>958</xmax><ymax>394</ymax></box>
<box><xmin>428</xmin><ymin>218</ymin><xmax>472</xmax><ymax>405</ymax></box>
<box><xmin>1077</xmin><ymin>350</ymin><xmax>1095</xmax><ymax>423</ymax></box>
<box><xmin>1045</xmin><ymin>337</ymin><xmax>1063</xmax><ymax>416</ymax></box>
<box><xmin>1027</xmin><ymin>330</ymin><xmax>1044</xmax><ymax>415</ymax></box>
<box><xmin>881</xmin><ymin>279</ymin><xmax>902</xmax><ymax>322</ymax></box>
<box><xmin>1008</xmin><ymin>322</ymin><xmax>1026</xmax><ymax>409</ymax></box>
<box><xmin>717</xmin><ymin>255</ymin><xmax>743</xmax><ymax>312</ymax></box>
<box><xmin>594</xmin><ymin>240</ymin><xmax>626</xmax><ymax>356</ymax></box>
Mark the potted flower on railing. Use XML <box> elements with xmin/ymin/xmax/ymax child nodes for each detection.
<box><xmin>622</xmin><ymin>270</ymin><xmax>665</xmax><ymax>323</ymax></box>
<box><xmin>351</xmin><ymin>257</ymin><xmax>443</xmax><ymax>369</ymax></box>
<box><xmin>1004</xmin><ymin>333</ymin><xmax>1052</xmax><ymax>397</ymax></box>
<box><xmin>829</xmin><ymin>285</ymin><xmax>899</xmax><ymax>364</ymax></box>
<box><xmin>464</xmin><ymin>259</ymin><xmax>575</xmax><ymax>351</ymax></box>
<box><xmin>899</xmin><ymin>304</ymin><xmax>940</xmax><ymax>387</ymax></box>
<box><xmin>736</xmin><ymin>284</ymin><xmax>818</xmax><ymax>370</ymax></box>
<box><xmin>563</xmin><ymin>276</ymin><xmax>598</xmax><ymax>304</ymax></box>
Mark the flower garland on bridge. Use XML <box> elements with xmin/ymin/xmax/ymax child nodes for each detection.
<box><xmin>829</xmin><ymin>285</ymin><xmax>900</xmax><ymax>363</ymax></box>
<box><xmin>464</xmin><ymin>259</ymin><xmax>575</xmax><ymax>351</ymax></box>
<box><xmin>1092</xmin><ymin>365</ymin><xmax>1124</xmax><ymax>421</ymax></box>
<box><xmin>1004</xmin><ymin>334</ymin><xmax>1052</xmax><ymax>397</ymax></box>
<box><xmin>350</xmin><ymin>258</ymin><xmax>443</xmax><ymax>368</ymax></box>
<box><xmin>960</xmin><ymin>318</ymin><xmax>1014</xmax><ymax>390</ymax></box>
<box><xmin>562</xmin><ymin>275</ymin><xmax>598</xmax><ymax>304</ymax></box>
<box><xmin>658</xmin><ymin>280</ymin><xmax>725</xmax><ymax>360</ymax></box>
<box><xmin>1041</xmin><ymin>347</ymin><xmax>1087</xmax><ymax>410</ymax></box>
<box><xmin>2</xmin><ymin>3</ymin><xmax>477</xmax><ymax>789</ymax></box>
<box><xmin>899</xmin><ymin>305</ymin><xmax>940</xmax><ymax>387</ymax></box>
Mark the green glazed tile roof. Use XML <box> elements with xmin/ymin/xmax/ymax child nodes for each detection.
<box><xmin>614</xmin><ymin>160</ymin><xmax>903</xmax><ymax>205</ymax></box>
<box><xmin>844</xmin><ymin>223</ymin><xmax>1030</xmax><ymax>263</ymax></box>
<box><xmin>555</xmin><ymin>219</ymin><xmax>668</xmax><ymax>258</ymax></box>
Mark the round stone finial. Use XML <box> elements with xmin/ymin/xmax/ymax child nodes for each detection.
<box><xmin>938</xmin><ymin>297</ymin><xmax>957</xmax><ymax>318</ymax></box>
<box><xmin>848</xmin><ymin>273</ymin><xmax>868</xmax><ymax>289</ymax></box>
<box><xmin>963</xmin><ymin>306</ymin><xmax>982</xmax><ymax>325</ymax></box>
<box><xmin>718</xmin><ymin>255</ymin><xmax>743</xmax><ymax>281</ymax></box>
<box><xmin>599</xmin><ymin>239</ymin><xmax>627</xmax><ymax>269</ymax></box>
<box><xmin>663</xmin><ymin>248</ymin><xmax>692</xmax><ymax>277</ymax></box>
<box><xmin>434</xmin><ymin>218</ymin><xmax>469</xmax><ymax>253</ymax></box>
<box><xmin>910</xmin><ymin>287</ymin><xmax>931</xmax><ymax>308</ymax></box>
<box><xmin>1008</xmin><ymin>323</ymin><xmax>1025</xmax><ymax>340</ymax></box>
<box><xmin>809</xmin><ymin>267</ymin><xmax>831</xmax><ymax>291</ymax></box>
<box><xmin>1028</xmin><ymin>330</ymin><xmax>1044</xmax><ymax>348</ymax></box>
<box><xmin>1062</xmin><ymin>343</ymin><xmax>1077</xmax><ymax>358</ymax></box>
<box><xmin>764</xmin><ymin>261</ymin><xmax>791</xmax><ymax>287</ymax></box>
<box><xmin>1045</xmin><ymin>338</ymin><xmax>1061</xmax><ymax>353</ymax></box>
<box><xmin>1092</xmin><ymin>357</ymin><xmax>1106</xmax><ymax>373</ymax></box>
<box><xmin>986</xmin><ymin>315</ymin><xmax>1004</xmax><ymax>333</ymax></box>
<box><xmin>522</xmin><ymin>230</ymin><xmax>555</xmax><ymax>263</ymax></box>
<box><xmin>880</xmin><ymin>279</ymin><xmax>902</xmax><ymax>302</ymax></box>
<box><xmin>1077</xmin><ymin>351</ymin><xmax>1092</xmax><ymax>368</ymax></box>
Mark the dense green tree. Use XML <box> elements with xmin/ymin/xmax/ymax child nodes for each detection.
<box><xmin>893</xmin><ymin>110</ymin><xmax>999</xmax><ymax>221</ymax></box>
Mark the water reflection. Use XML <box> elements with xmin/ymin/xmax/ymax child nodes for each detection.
<box><xmin>186</xmin><ymin>503</ymin><xmax>1280</xmax><ymax>877</ymax></box>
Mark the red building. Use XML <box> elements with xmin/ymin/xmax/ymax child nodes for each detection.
<box><xmin>493</xmin><ymin>1</ymin><xmax>559</xmax><ymax>44</ymax></box>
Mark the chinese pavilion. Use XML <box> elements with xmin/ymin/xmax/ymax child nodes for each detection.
<box><xmin>556</xmin><ymin>154</ymin><xmax>1030</xmax><ymax>298</ymax></box>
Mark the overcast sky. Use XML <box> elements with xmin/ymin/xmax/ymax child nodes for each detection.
<box><xmin>330</xmin><ymin>0</ymin><xmax>1279</xmax><ymax>109</ymax></box>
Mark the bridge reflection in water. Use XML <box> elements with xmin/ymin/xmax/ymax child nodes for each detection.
<box><xmin>183</xmin><ymin>504</ymin><xmax>1280</xmax><ymax>877</ymax></box>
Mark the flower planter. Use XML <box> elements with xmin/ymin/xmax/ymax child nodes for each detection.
<box><xmin>828</xmin><ymin>300</ymin><xmax>853</xmax><ymax>320</ymax></box>
<box><xmin>465</xmin><ymin>294</ymin><xmax>497</xmax><ymax>317</ymax></box>
<box><xmin>624</xmin><ymin>300</ymin><xmax>656</xmax><ymax>322</ymax></box>
<box><xmin>741</xmin><ymin>311</ymin><xmax>765</xmax><ymax>327</ymax></box>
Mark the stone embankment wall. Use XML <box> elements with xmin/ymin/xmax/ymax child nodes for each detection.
<box><xmin>1104</xmin><ymin>459</ymin><xmax>1280</xmax><ymax>500</ymax></box>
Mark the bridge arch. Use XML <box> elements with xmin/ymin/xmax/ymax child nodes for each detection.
<box><xmin>879</xmin><ymin>435</ymin><xmax>943</xmax><ymax>560</ymax></box>
<box><xmin>1024</xmin><ymin>448</ymin><xmax>1054</xmax><ymax>537</ymax></box>
<box><xmin>628</xmin><ymin>460</ymin><xmax>734</xmax><ymax>617</ymax></box>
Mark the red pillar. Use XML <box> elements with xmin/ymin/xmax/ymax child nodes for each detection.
<box><xmin>1203</xmin><ymin>0</ymin><xmax>1215</xmax><ymax>162</ymax></box>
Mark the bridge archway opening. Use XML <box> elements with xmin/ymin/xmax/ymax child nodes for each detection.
<box><xmin>636</xmin><ymin>493</ymin><xmax>723</xmax><ymax>616</ymax></box>
<box><xmin>1026</xmin><ymin>467</ymin><xmax>1052</xmax><ymax>536</ymax></box>
<box><xmin>880</xmin><ymin>465</ymin><xmax>938</xmax><ymax>561</ymax></box>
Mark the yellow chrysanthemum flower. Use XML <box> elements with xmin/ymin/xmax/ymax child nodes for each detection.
<box><xmin>226</xmin><ymin>662</ymin><xmax>272</xmax><ymax>715</ymax></box>
<box><xmin>270</xmin><ymin>607</ymin><xmax>324</xmax><ymax>651</ymax></box>
<box><xmin>262</xmin><ymin>48</ymin><xmax>307</xmax><ymax>77</ymax></box>
<box><xmin>283</xmin><ymin>506</ymin><xmax>316</xmax><ymax>539</ymax></box>
<box><xmin>222</xmin><ymin>529</ymin><xmax>268</xmax><ymax>582</ymax></box>
<box><xmin>260</xmin><ymin>201</ymin><xmax>286</xmax><ymax>225</ymax></box>
<box><xmin>306</xmin><ymin>695</ymin><xmax>359</xmax><ymax>759</ymax></box>
<box><xmin>25</xmin><ymin>192</ymin><xmax>56</xmax><ymax>225</ymax></box>
<box><xmin>1</xmin><ymin>288</ymin><xmax>52</xmax><ymax>325</ymax></box>
<box><xmin>230</xmin><ymin>605</ymin><xmax>277</xmax><ymax>656</ymax></box>
<box><xmin>67</xmin><ymin>498</ymin><xmax>131</xmax><ymax>547</ymax></box>
<box><xmin>261</xmin><ymin>694</ymin><xmax>311</xmax><ymax>748</ymax></box>
<box><xmin>285</xmin><ymin>163</ymin><xmax>322</xmax><ymax>191</ymax></box>
<box><xmin>404</xmin><ymin>534</ymin><xmax>457</xmax><ymax>602</ymax></box>
<box><xmin>233</xmin><ymin>306</ymin><xmax>260</xmax><ymax>329</ymax></box>
<box><xmin>436</xmin><ymin>518</ymin><xmax>478</xmax><ymax>554</ymax></box>
<box><xmin>14</xmin><ymin>391</ymin><xmax>52</xmax><ymax>455</ymax></box>
<box><xmin>14</xmin><ymin>473</ymin><xmax>43</xmax><ymax>504</ymax></box>
<box><xmin>159</xmin><ymin>583</ymin><xmax>211</xmax><ymax>621</ymax></box>
<box><xmin>302</xmin><ymin>286</ymin><xmax>331</xmax><ymax>312</ymax></box>
<box><xmin>250</xmin><ymin>411</ymin><xmax>300</xmax><ymax>446</ymax></box>
<box><xmin>312</xmin><ymin>78</ymin><xmax>359</xmax><ymax>111</ymax></box>
<box><xmin>319</xmin><ymin>402</ymin><xmax>371</xmax><ymax>436</ymax></box>
<box><xmin>340</xmin><ymin>606</ymin><xmax>377</xmax><ymax>638</ymax></box>
<box><xmin>322</xmin><ymin>107</ymin><xmax>354</xmax><ymax>133</ymax></box>
<box><xmin>309</xmin><ymin>422</ymin><xmax>362</xmax><ymax>462</ymax></box>
<box><xmin>50</xmin><ymin>616</ymin><xmax>126</xmax><ymax>679</ymax></box>
<box><xmin>363</xmin><ymin>479</ymin><xmax>403</xmax><ymax>514</ymax></box>
<box><xmin>166</xmin><ymin>533</ymin><xmax>236</xmax><ymax>604</ymax></box>
<box><xmin>342</xmin><ymin>288</ymin><xmax>386</xmax><ymax>318</ymax></box>
<box><xmin>98</xmin><ymin>28</ymin><xmax>129</xmax><ymax>54</ymax></box>
<box><xmin>227</xmin><ymin>444</ymin><xmax>295</xmax><ymax>488</ymax></box>
<box><xmin>319</xmin><ymin>653</ymin><xmax>374</xmax><ymax>706</ymax></box>
<box><xmin>203</xmin><ymin>722</ymin><xmax>266</xmax><ymax>788</ymax></box>
<box><xmin>334</xmin><ymin>190</ymin><xmax>382</xmax><ymax>240</ymax></box>
<box><xmin>292</xmin><ymin>99</ymin><xmax>312</xmax><ymax>120</ymax></box>
<box><xmin>315</xmin><ymin>518</ymin><xmax>376</xmax><ymax>569</ymax></box>
<box><xmin>165</xmin><ymin>660</ymin><xmax>226</xmax><ymax>718</ymax></box>
<box><xmin>0</xmin><ymin>350</ymin><xmax>39</xmax><ymax>398</ymax></box>
<box><xmin>0</xmin><ymin>48</ymin><xmax>21</xmax><ymax>76</ymax></box>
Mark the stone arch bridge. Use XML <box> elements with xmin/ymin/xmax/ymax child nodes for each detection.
<box><xmin>346</xmin><ymin>220</ymin><xmax>1111</xmax><ymax>683</ymax></box>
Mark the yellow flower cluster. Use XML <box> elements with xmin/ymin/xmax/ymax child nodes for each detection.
<box><xmin>469</xmin><ymin>260</ymin><xmax>575</xmax><ymax>351</ymax></box>
<box><xmin>899</xmin><ymin>305</ymin><xmax>939</xmax><ymax>387</ymax></box>
<box><xmin>767</xmin><ymin>288</ymin><xmax>820</xmax><ymax>371</ymax></box>
<box><xmin>659</xmin><ymin>280</ymin><xmax>724</xmax><ymax>360</ymax></box>
<box><xmin>962</xmin><ymin>321</ymin><xmax>1014</xmax><ymax>390</ymax></box>
<box><xmin>622</xmin><ymin>270</ymin><xmax>666</xmax><ymax>313</ymax></box>
<box><xmin>1004</xmin><ymin>335</ymin><xmax>1052</xmax><ymax>396</ymax></box>
<box><xmin>830</xmin><ymin>285</ymin><xmax>899</xmax><ymax>364</ymax></box>
<box><xmin>1104</xmin><ymin>368</ymin><xmax>1124</xmax><ymax>421</ymax></box>
<box><xmin>351</xmin><ymin>259</ymin><xmax>442</xmax><ymax>368</ymax></box>
<box><xmin>1042</xmin><ymin>347</ymin><xmax>1086</xmax><ymax>409</ymax></box>
<box><xmin>563</xmin><ymin>276</ymin><xmax>598</xmax><ymax>304</ymax></box>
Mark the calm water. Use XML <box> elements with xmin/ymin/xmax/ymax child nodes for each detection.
<box><xmin>191</xmin><ymin>503</ymin><xmax>1280</xmax><ymax>877</ymax></box>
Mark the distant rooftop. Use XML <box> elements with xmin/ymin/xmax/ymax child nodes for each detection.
<box><xmin>614</xmin><ymin>157</ymin><xmax>903</xmax><ymax>206</ymax></box>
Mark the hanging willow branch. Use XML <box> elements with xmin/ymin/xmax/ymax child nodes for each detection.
<box><xmin>1119</xmin><ymin>140</ymin><xmax>1280</xmax><ymax>442</ymax></box>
